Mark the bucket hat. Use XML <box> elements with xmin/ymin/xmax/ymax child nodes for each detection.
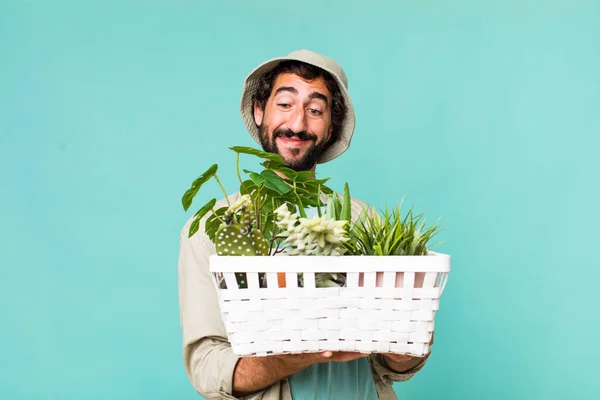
<box><xmin>240</xmin><ymin>49</ymin><xmax>355</xmax><ymax>164</ymax></box>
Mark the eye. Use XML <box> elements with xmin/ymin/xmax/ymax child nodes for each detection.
<box><xmin>308</xmin><ymin>108</ymin><xmax>323</xmax><ymax>116</ymax></box>
<box><xmin>277</xmin><ymin>103</ymin><xmax>291</xmax><ymax>109</ymax></box>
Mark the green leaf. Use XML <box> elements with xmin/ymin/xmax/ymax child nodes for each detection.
<box><xmin>326</xmin><ymin>192</ymin><xmax>339</xmax><ymax>219</ymax></box>
<box><xmin>194</xmin><ymin>198</ymin><xmax>217</xmax><ymax>219</ymax></box>
<box><xmin>312</xmin><ymin>178</ymin><xmax>330</xmax><ymax>186</ymax></box>
<box><xmin>296</xmin><ymin>181</ymin><xmax>331</xmax><ymax>196</ymax></box>
<box><xmin>341</xmin><ymin>183</ymin><xmax>352</xmax><ymax>222</ymax></box>
<box><xmin>260</xmin><ymin>170</ymin><xmax>292</xmax><ymax>194</ymax></box>
<box><xmin>205</xmin><ymin>206</ymin><xmax>227</xmax><ymax>240</ymax></box>
<box><xmin>230</xmin><ymin>146</ymin><xmax>285</xmax><ymax>164</ymax></box>
<box><xmin>240</xmin><ymin>180</ymin><xmax>257</xmax><ymax>196</ymax></box>
<box><xmin>296</xmin><ymin>171</ymin><xmax>315</xmax><ymax>180</ymax></box>
<box><xmin>182</xmin><ymin>164</ymin><xmax>218</xmax><ymax>211</ymax></box>
<box><xmin>264</xmin><ymin>164</ymin><xmax>298</xmax><ymax>180</ymax></box>
<box><xmin>188</xmin><ymin>218</ymin><xmax>200</xmax><ymax>238</ymax></box>
<box><xmin>319</xmin><ymin>185</ymin><xmax>334</xmax><ymax>195</ymax></box>
<box><xmin>296</xmin><ymin>196</ymin><xmax>307</xmax><ymax>218</ymax></box>
<box><xmin>248</xmin><ymin>172</ymin><xmax>266</xmax><ymax>187</ymax></box>
<box><xmin>188</xmin><ymin>198</ymin><xmax>217</xmax><ymax>238</ymax></box>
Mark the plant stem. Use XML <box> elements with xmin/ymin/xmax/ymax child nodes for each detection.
<box><xmin>293</xmin><ymin>182</ymin><xmax>307</xmax><ymax>218</ymax></box>
<box><xmin>255</xmin><ymin>186</ymin><xmax>262</xmax><ymax>230</ymax></box>
<box><xmin>268</xmin><ymin>229</ymin><xmax>284</xmax><ymax>256</ymax></box>
<box><xmin>213</xmin><ymin>174</ymin><xmax>230</xmax><ymax>207</ymax></box>
<box><xmin>269</xmin><ymin>234</ymin><xmax>287</xmax><ymax>243</ymax></box>
<box><xmin>211</xmin><ymin>207</ymin><xmax>225</xmax><ymax>224</ymax></box>
<box><xmin>316</xmin><ymin>184</ymin><xmax>322</xmax><ymax>217</ymax></box>
<box><xmin>236</xmin><ymin>153</ymin><xmax>248</xmax><ymax>193</ymax></box>
<box><xmin>270</xmin><ymin>198</ymin><xmax>277</xmax><ymax>253</ymax></box>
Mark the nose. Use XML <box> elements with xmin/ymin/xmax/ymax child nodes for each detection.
<box><xmin>287</xmin><ymin>107</ymin><xmax>307</xmax><ymax>134</ymax></box>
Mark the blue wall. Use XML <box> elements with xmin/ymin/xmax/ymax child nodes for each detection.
<box><xmin>1</xmin><ymin>1</ymin><xmax>599</xmax><ymax>399</ymax></box>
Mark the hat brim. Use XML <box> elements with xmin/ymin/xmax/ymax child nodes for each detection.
<box><xmin>240</xmin><ymin>55</ymin><xmax>355</xmax><ymax>164</ymax></box>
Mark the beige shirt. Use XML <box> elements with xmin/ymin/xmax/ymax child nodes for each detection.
<box><xmin>178</xmin><ymin>192</ymin><xmax>429</xmax><ymax>399</ymax></box>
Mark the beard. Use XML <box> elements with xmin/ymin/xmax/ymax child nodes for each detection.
<box><xmin>259</xmin><ymin>125</ymin><xmax>329</xmax><ymax>171</ymax></box>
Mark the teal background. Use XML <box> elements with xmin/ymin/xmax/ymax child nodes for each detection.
<box><xmin>1</xmin><ymin>1</ymin><xmax>599</xmax><ymax>399</ymax></box>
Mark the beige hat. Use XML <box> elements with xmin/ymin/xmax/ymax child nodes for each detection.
<box><xmin>240</xmin><ymin>49</ymin><xmax>355</xmax><ymax>164</ymax></box>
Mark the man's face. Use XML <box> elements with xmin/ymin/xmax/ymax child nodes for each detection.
<box><xmin>253</xmin><ymin>72</ymin><xmax>333</xmax><ymax>171</ymax></box>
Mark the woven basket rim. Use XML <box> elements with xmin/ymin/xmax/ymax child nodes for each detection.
<box><xmin>209</xmin><ymin>251</ymin><xmax>451</xmax><ymax>273</ymax></box>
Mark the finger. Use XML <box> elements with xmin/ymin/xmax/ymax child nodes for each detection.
<box><xmin>382</xmin><ymin>353</ymin><xmax>413</xmax><ymax>363</ymax></box>
<box><xmin>341</xmin><ymin>351</ymin><xmax>367</xmax><ymax>357</ymax></box>
<box><xmin>321</xmin><ymin>351</ymin><xmax>333</xmax><ymax>358</ymax></box>
<box><xmin>331</xmin><ymin>352</ymin><xmax>368</xmax><ymax>362</ymax></box>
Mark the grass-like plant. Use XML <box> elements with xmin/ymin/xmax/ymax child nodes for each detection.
<box><xmin>344</xmin><ymin>199</ymin><xmax>444</xmax><ymax>256</ymax></box>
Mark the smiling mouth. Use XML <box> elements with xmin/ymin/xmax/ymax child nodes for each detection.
<box><xmin>277</xmin><ymin>136</ymin><xmax>310</xmax><ymax>146</ymax></box>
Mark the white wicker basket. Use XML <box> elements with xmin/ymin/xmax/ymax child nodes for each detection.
<box><xmin>209</xmin><ymin>252</ymin><xmax>450</xmax><ymax>357</ymax></box>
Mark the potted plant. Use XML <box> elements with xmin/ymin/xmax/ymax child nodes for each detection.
<box><xmin>181</xmin><ymin>146</ymin><xmax>450</xmax><ymax>357</ymax></box>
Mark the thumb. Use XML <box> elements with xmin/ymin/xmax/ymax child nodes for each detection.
<box><xmin>321</xmin><ymin>351</ymin><xmax>333</xmax><ymax>358</ymax></box>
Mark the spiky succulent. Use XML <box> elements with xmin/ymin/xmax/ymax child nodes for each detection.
<box><xmin>273</xmin><ymin>204</ymin><xmax>349</xmax><ymax>288</ymax></box>
<box><xmin>274</xmin><ymin>204</ymin><xmax>349</xmax><ymax>256</ymax></box>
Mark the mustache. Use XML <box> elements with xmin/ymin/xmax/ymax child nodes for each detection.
<box><xmin>273</xmin><ymin>128</ymin><xmax>317</xmax><ymax>142</ymax></box>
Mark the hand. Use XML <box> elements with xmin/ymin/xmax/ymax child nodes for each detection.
<box><xmin>381</xmin><ymin>332</ymin><xmax>434</xmax><ymax>373</ymax></box>
<box><xmin>321</xmin><ymin>351</ymin><xmax>368</xmax><ymax>363</ymax></box>
<box><xmin>233</xmin><ymin>351</ymin><xmax>368</xmax><ymax>396</ymax></box>
<box><xmin>382</xmin><ymin>353</ymin><xmax>418</xmax><ymax>364</ymax></box>
<box><xmin>380</xmin><ymin>353</ymin><xmax>427</xmax><ymax>373</ymax></box>
<box><xmin>272</xmin><ymin>351</ymin><xmax>367</xmax><ymax>370</ymax></box>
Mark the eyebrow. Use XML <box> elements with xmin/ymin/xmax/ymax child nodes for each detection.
<box><xmin>274</xmin><ymin>86</ymin><xmax>329</xmax><ymax>105</ymax></box>
<box><xmin>309</xmin><ymin>91</ymin><xmax>329</xmax><ymax>105</ymax></box>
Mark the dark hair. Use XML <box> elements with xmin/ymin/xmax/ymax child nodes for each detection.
<box><xmin>251</xmin><ymin>60</ymin><xmax>347</xmax><ymax>148</ymax></box>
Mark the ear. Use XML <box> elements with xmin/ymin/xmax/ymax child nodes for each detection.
<box><xmin>327</xmin><ymin>125</ymin><xmax>333</xmax><ymax>142</ymax></box>
<box><xmin>253</xmin><ymin>103</ymin><xmax>264</xmax><ymax>126</ymax></box>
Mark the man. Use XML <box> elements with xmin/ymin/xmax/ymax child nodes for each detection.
<box><xmin>178</xmin><ymin>49</ymin><xmax>430</xmax><ymax>400</ymax></box>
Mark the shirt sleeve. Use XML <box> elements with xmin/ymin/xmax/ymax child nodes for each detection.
<box><xmin>368</xmin><ymin>352</ymin><xmax>431</xmax><ymax>386</ymax></box>
<box><xmin>178</xmin><ymin>214</ymin><xmax>242</xmax><ymax>399</ymax></box>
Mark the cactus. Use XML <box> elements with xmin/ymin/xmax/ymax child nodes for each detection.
<box><xmin>215</xmin><ymin>195</ymin><xmax>269</xmax><ymax>288</ymax></box>
<box><xmin>215</xmin><ymin>225</ymin><xmax>269</xmax><ymax>256</ymax></box>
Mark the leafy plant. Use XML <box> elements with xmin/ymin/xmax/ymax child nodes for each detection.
<box><xmin>181</xmin><ymin>146</ymin><xmax>333</xmax><ymax>255</ymax></box>
<box><xmin>181</xmin><ymin>145</ymin><xmax>444</xmax><ymax>260</ymax></box>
